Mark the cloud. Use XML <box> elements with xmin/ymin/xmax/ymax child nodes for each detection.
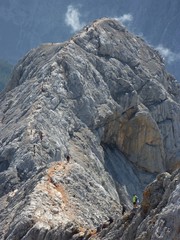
<box><xmin>156</xmin><ymin>44</ymin><xmax>180</xmax><ymax>64</ymax></box>
<box><xmin>114</xmin><ymin>14</ymin><xmax>133</xmax><ymax>25</ymax></box>
<box><xmin>65</xmin><ymin>5</ymin><xmax>85</xmax><ymax>32</ymax></box>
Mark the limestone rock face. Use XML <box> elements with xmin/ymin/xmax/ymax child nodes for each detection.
<box><xmin>93</xmin><ymin>169</ymin><xmax>180</xmax><ymax>240</ymax></box>
<box><xmin>0</xmin><ymin>18</ymin><xmax>180</xmax><ymax>239</ymax></box>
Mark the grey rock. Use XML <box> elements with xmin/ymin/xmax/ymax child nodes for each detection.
<box><xmin>0</xmin><ymin>18</ymin><xmax>180</xmax><ymax>239</ymax></box>
<box><xmin>92</xmin><ymin>169</ymin><xmax>180</xmax><ymax>240</ymax></box>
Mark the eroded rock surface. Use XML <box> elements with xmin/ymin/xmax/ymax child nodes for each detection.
<box><xmin>0</xmin><ymin>18</ymin><xmax>180</xmax><ymax>239</ymax></box>
<box><xmin>92</xmin><ymin>169</ymin><xmax>180</xmax><ymax>240</ymax></box>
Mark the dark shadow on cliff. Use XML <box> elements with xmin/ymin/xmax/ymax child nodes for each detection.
<box><xmin>102</xmin><ymin>143</ymin><xmax>156</xmax><ymax>206</ymax></box>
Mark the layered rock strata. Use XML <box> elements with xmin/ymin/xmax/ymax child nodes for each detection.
<box><xmin>91</xmin><ymin>169</ymin><xmax>180</xmax><ymax>240</ymax></box>
<box><xmin>0</xmin><ymin>18</ymin><xmax>180</xmax><ymax>239</ymax></box>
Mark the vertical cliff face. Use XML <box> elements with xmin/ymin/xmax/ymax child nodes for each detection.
<box><xmin>91</xmin><ymin>169</ymin><xmax>180</xmax><ymax>240</ymax></box>
<box><xmin>0</xmin><ymin>18</ymin><xmax>180</xmax><ymax>239</ymax></box>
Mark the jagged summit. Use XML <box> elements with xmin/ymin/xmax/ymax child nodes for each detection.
<box><xmin>0</xmin><ymin>18</ymin><xmax>180</xmax><ymax>239</ymax></box>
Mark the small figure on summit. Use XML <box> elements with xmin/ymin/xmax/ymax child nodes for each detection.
<box><xmin>132</xmin><ymin>194</ymin><xmax>139</xmax><ymax>208</ymax></box>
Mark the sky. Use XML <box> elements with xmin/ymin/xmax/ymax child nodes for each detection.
<box><xmin>0</xmin><ymin>0</ymin><xmax>179</xmax><ymax>79</ymax></box>
<box><xmin>65</xmin><ymin>4</ymin><xmax>133</xmax><ymax>32</ymax></box>
<box><xmin>63</xmin><ymin>3</ymin><xmax>180</xmax><ymax>65</ymax></box>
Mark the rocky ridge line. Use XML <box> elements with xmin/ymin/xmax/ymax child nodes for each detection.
<box><xmin>0</xmin><ymin>18</ymin><xmax>180</xmax><ymax>239</ymax></box>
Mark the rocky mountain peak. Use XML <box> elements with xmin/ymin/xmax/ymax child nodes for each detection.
<box><xmin>0</xmin><ymin>18</ymin><xmax>180</xmax><ymax>239</ymax></box>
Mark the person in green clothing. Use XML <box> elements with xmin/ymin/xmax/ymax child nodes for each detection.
<box><xmin>132</xmin><ymin>194</ymin><xmax>138</xmax><ymax>208</ymax></box>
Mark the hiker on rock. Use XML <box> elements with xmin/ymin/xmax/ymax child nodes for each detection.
<box><xmin>66</xmin><ymin>155</ymin><xmax>70</xmax><ymax>163</ymax></box>
<box><xmin>122</xmin><ymin>204</ymin><xmax>127</xmax><ymax>215</ymax></box>
<box><xmin>132</xmin><ymin>194</ymin><xmax>138</xmax><ymax>208</ymax></box>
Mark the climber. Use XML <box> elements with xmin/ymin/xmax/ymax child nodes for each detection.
<box><xmin>122</xmin><ymin>204</ymin><xmax>127</xmax><ymax>215</ymax></box>
<box><xmin>66</xmin><ymin>155</ymin><xmax>70</xmax><ymax>163</ymax></box>
<box><xmin>33</xmin><ymin>144</ymin><xmax>36</xmax><ymax>156</ymax></box>
<box><xmin>97</xmin><ymin>216</ymin><xmax>114</xmax><ymax>232</ymax></box>
<box><xmin>39</xmin><ymin>131</ymin><xmax>43</xmax><ymax>141</ymax></box>
<box><xmin>132</xmin><ymin>194</ymin><xmax>138</xmax><ymax>208</ymax></box>
<box><xmin>41</xmin><ymin>83</ymin><xmax>45</xmax><ymax>92</ymax></box>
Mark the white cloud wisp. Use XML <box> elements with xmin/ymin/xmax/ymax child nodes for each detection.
<box><xmin>65</xmin><ymin>5</ymin><xmax>85</xmax><ymax>32</ymax></box>
<box><xmin>156</xmin><ymin>44</ymin><xmax>180</xmax><ymax>64</ymax></box>
<box><xmin>114</xmin><ymin>13</ymin><xmax>133</xmax><ymax>25</ymax></box>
